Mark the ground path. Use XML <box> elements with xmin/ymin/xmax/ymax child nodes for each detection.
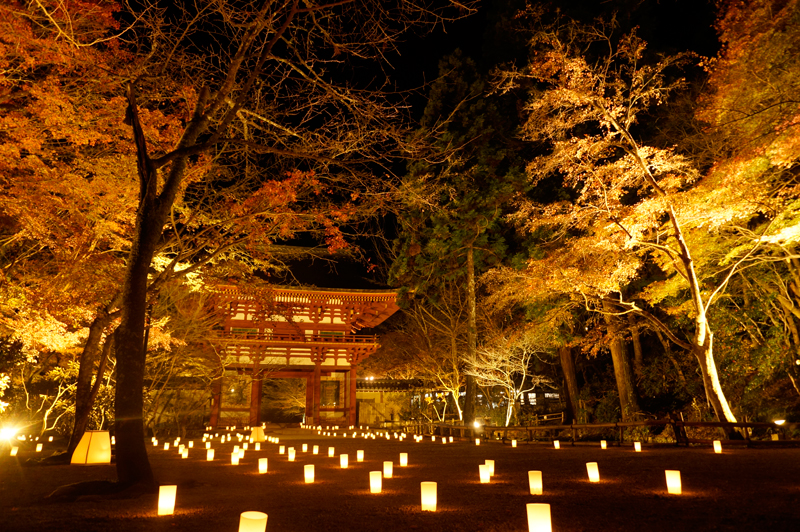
<box><xmin>1</xmin><ymin>426</ymin><xmax>798</xmax><ymax>531</ymax></box>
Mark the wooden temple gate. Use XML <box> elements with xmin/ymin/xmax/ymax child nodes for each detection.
<box><xmin>209</xmin><ymin>285</ymin><xmax>399</xmax><ymax>427</ymax></box>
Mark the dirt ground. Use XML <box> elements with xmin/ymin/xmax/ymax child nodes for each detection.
<box><xmin>2</xmin><ymin>427</ymin><xmax>799</xmax><ymax>532</ymax></box>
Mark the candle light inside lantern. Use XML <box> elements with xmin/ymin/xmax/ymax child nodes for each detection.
<box><xmin>36</xmin><ymin>443</ymin><xmax>43</xmax><ymax>452</ymax></box>
<box><xmin>231</xmin><ymin>452</ymin><xmax>240</xmax><ymax>465</ymax></box>
<box><xmin>164</xmin><ymin>443</ymin><xmax>170</xmax><ymax>451</ymax></box>
<box><xmin>512</xmin><ymin>439</ymin><xmax>517</xmax><ymax>448</ymax></box>
<box><xmin>553</xmin><ymin>440</ymin><xmax>560</xmax><ymax>450</ymax></box>
<box><xmin>370</xmin><ymin>471</ymin><xmax>382</xmax><ymax>493</ymax></box>
<box><xmin>188</xmin><ymin>441</ymin><xmax>193</xmax><ymax>448</ymax></box>
<box><xmin>279</xmin><ymin>445</ymin><xmax>285</xmax><ymax>455</ymax></box>
<box><xmin>528</xmin><ymin>470</ymin><xmax>543</xmax><ymax>495</ymax></box>
<box><xmin>449</xmin><ymin>436</ymin><xmax>453</xmax><ymax>443</ymax></box>
<box><xmin>328</xmin><ymin>447</ymin><xmax>335</xmax><ymax>457</ymax></box>
<box><xmin>206</xmin><ymin>441</ymin><xmax>211</xmax><ymax>449</ymax></box>
<box><xmin>634</xmin><ymin>441</ymin><xmax>642</xmax><ymax>452</ymax></box>
<box><xmin>383</xmin><ymin>461</ymin><xmax>393</xmax><ymax>478</ymax></box>
<box><xmin>239</xmin><ymin>448</ymin><xmax>245</xmax><ymax>459</ymax></box>
<box><xmin>181</xmin><ymin>449</ymin><xmax>188</xmax><ymax>459</ymax></box>
<box><xmin>10</xmin><ymin>446</ymin><xmax>19</xmax><ymax>456</ymax></box>
<box><xmin>475</xmin><ymin>438</ymin><xmax>480</xmax><ymax>446</ymax></box>
<box><xmin>179</xmin><ymin>444</ymin><xmax>185</xmax><ymax>453</ymax></box>
<box><xmin>399</xmin><ymin>453</ymin><xmax>408</xmax><ymax>467</ymax></box>
<box><xmin>288</xmin><ymin>448</ymin><xmax>295</xmax><ymax>461</ymax></box>
<box><xmin>601</xmin><ymin>440</ymin><xmax>607</xmax><ymax>449</ymax></box>
<box><xmin>258</xmin><ymin>458</ymin><xmax>268</xmax><ymax>474</ymax></box>
<box><xmin>420</xmin><ymin>482</ymin><xmax>437</xmax><ymax>511</ymax></box>
<box><xmin>238</xmin><ymin>511</ymin><xmax>268</xmax><ymax>532</ymax></box>
<box><xmin>304</xmin><ymin>464</ymin><xmax>315</xmax><ymax>483</ymax></box>
<box><xmin>479</xmin><ymin>464</ymin><xmax>490</xmax><ymax>483</ymax></box>
<box><xmin>207</xmin><ymin>449</ymin><xmax>215</xmax><ymax>461</ymax></box>
<box><xmin>255</xmin><ymin>443</ymin><xmax>261</xmax><ymax>451</ymax></box>
<box><xmin>243</xmin><ymin>442</ymin><xmax>249</xmax><ymax>450</ymax></box>
<box><xmin>586</xmin><ymin>462</ymin><xmax>599</xmax><ymax>482</ymax></box>
<box><xmin>665</xmin><ymin>470</ymin><xmax>682</xmax><ymax>494</ymax></box>
<box><xmin>713</xmin><ymin>440</ymin><xmax>722</xmax><ymax>453</ymax></box>
<box><xmin>357</xmin><ymin>450</ymin><xmax>364</xmax><ymax>462</ymax></box>
<box><xmin>313</xmin><ymin>445</ymin><xmax>319</xmax><ymax>455</ymax></box>
<box><xmin>526</xmin><ymin>503</ymin><xmax>552</xmax><ymax>532</ymax></box>
<box><xmin>340</xmin><ymin>454</ymin><xmax>348</xmax><ymax>468</ymax></box>
<box><xmin>157</xmin><ymin>485</ymin><xmax>177</xmax><ymax>516</ymax></box>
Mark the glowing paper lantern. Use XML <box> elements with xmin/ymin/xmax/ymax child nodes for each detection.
<box><xmin>512</xmin><ymin>439</ymin><xmax>517</xmax><ymax>448</ymax></box>
<box><xmin>528</xmin><ymin>470</ymin><xmax>543</xmax><ymax>495</ymax></box>
<box><xmin>238</xmin><ymin>511</ymin><xmax>268</xmax><ymax>532</ymax></box>
<box><xmin>600</xmin><ymin>440</ymin><xmax>607</xmax><ymax>449</ymax></box>
<box><xmin>71</xmin><ymin>430</ymin><xmax>112</xmax><ymax>465</ymax></box>
<box><xmin>179</xmin><ymin>444</ymin><xmax>185</xmax><ymax>453</ymax></box>
<box><xmin>665</xmin><ymin>470</ymin><xmax>682</xmax><ymax>494</ymax></box>
<box><xmin>383</xmin><ymin>461</ymin><xmax>393</xmax><ymax>478</ymax></box>
<box><xmin>206</xmin><ymin>442</ymin><xmax>211</xmax><ymax>449</ymax></box>
<box><xmin>157</xmin><ymin>485</ymin><xmax>177</xmax><ymax>516</ymax></box>
<box><xmin>36</xmin><ymin>443</ymin><xmax>43</xmax><ymax>452</ymax></box>
<box><xmin>255</xmin><ymin>443</ymin><xmax>261</xmax><ymax>451</ymax></box>
<box><xmin>420</xmin><ymin>482</ymin><xmax>437</xmax><ymax>511</ymax></box>
<box><xmin>10</xmin><ymin>446</ymin><xmax>19</xmax><ymax>456</ymax></box>
<box><xmin>181</xmin><ymin>449</ymin><xmax>188</xmax><ymax>459</ymax></box>
<box><xmin>111</xmin><ymin>436</ymin><xmax>115</xmax><ymax>445</ymax></box>
<box><xmin>288</xmin><ymin>448</ymin><xmax>295</xmax><ymax>461</ymax></box>
<box><xmin>357</xmin><ymin>450</ymin><xmax>364</xmax><ymax>462</ymax></box>
<box><xmin>328</xmin><ymin>447</ymin><xmax>335</xmax><ymax>457</ymax></box>
<box><xmin>475</xmin><ymin>438</ymin><xmax>481</xmax><ymax>446</ymax></box>
<box><xmin>399</xmin><ymin>453</ymin><xmax>408</xmax><ymax>467</ymax></box>
<box><xmin>304</xmin><ymin>464</ymin><xmax>315</xmax><ymax>483</ymax></box>
<box><xmin>48</xmin><ymin>436</ymin><xmax>53</xmax><ymax>442</ymax></box>
<box><xmin>431</xmin><ymin>436</ymin><xmax>436</xmax><ymax>442</ymax></box>
<box><xmin>231</xmin><ymin>453</ymin><xmax>240</xmax><ymax>465</ymax></box>
<box><xmin>713</xmin><ymin>440</ymin><xmax>722</xmax><ymax>453</ymax></box>
<box><xmin>340</xmin><ymin>454</ymin><xmax>349</xmax><ymax>468</ymax></box>
<box><xmin>634</xmin><ymin>442</ymin><xmax>642</xmax><ymax>452</ymax></box>
<box><xmin>279</xmin><ymin>446</ymin><xmax>285</xmax><ymax>455</ymax></box>
<box><xmin>485</xmin><ymin>459</ymin><xmax>495</xmax><ymax>477</ymax></box>
<box><xmin>302</xmin><ymin>444</ymin><xmax>308</xmax><ymax>453</ymax></box>
<box><xmin>553</xmin><ymin>440</ymin><xmax>560</xmax><ymax>450</ymax></box>
<box><xmin>164</xmin><ymin>443</ymin><xmax>170</xmax><ymax>451</ymax></box>
<box><xmin>479</xmin><ymin>464</ymin><xmax>490</xmax><ymax>483</ymax></box>
<box><xmin>258</xmin><ymin>458</ymin><xmax>268</xmax><ymax>474</ymax></box>
<box><xmin>526</xmin><ymin>503</ymin><xmax>552</xmax><ymax>532</ymax></box>
<box><xmin>250</xmin><ymin>427</ymin><xmax>266</xmax><ymax>443</ymax></box>
<box><xmin>239</xmin><ymin>449</ymin><xmax>245</xmax><ymax>459</ymax></box>
<box><xmin>243</xmin><ymin>443</ymin><xmax>249</xmax><ymax>450</ymax></box>
<box><xmin>153</xmin><ymin>440</ymin><xmax>158</xmax><ymax>447</ymax></box>
<box><xmin>449</xmin><ymin>436</ymin><xmax>453</xmax><ymax>443</ymax></box>
<box><xmin>586</xmin><ymin>462</ymin><xmax>599</xmax><ymax>482</ymax></box>
<box><xmin>234</xmin><ymin>445</ymin><xmax>240</xmax><ymax>454</ymax></box>
<box><xmin>188</xmin><ymin>441</ymin><xmax>193</xmax><ymax>448</ymax></box>
<box><xmin>312</xmin><ymin>445</ymin><xmax>319</xmax><ymax>455</ymax></box>
<box><xmin>370</xmin><ymin>471</ymin><xmax>382</xmax><ymax>493</ymax></box>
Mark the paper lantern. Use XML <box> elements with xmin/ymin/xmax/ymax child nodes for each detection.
<box><xmin>157</xmin><ymin>485</ymin><xmax>177</xmax><ymax>516</ymax></box>
<box><xmin>357</xmin><ymin>450</ymin><xmax>364</xmax><ymax>462</ymax></box>
<box><xmin>600</xmin><ymin>440</ymin><xmax>607</xmax><ymax>449</ymax></box>
<box><xmin>239</xmin><ymin>449</ymin><xmax>245</xmax><ymax>459</ymax></box>
<box><xmin>448</xmin><ymin>436</ymin><xmax>453</xmax><ymax>443</ymax></box>
<box><xmin>234</xmin><ymin>445</ymin><xmax>240</xmax><ymax>454</ymax></box>
<box><xmin>420</xmin><ymin>481</ymin><xmax>437</xmax><ymax>511</ymax></box>
<box><xmin>288</xmin><ymin>448</ymin><xmax>295</xmax><ymax>461</ymax></box>
<box><xmin>36</xmin><ymin>443</ymin><xmax>43</xmax><ymax>452</ymax></box>
<box><xmin>553</xmin><ymin>440</ymin><xmax>560</xmax><ymax>450</ymax></box>
<box><xmin>383</xmin><ymin>461</ymin><xmax>393</xmax><ymax>478</ymax></box>
<box><xmin>302</xmin><ymin>444</ymin><xmax>308</xmax><ymax>453</ymax></box>
<box><xmin>48</xmin><ymin>436</ymin><xmax>53</xmax><ymax>442</ymax></box>
<box><xmin>586</xmin><ymin>462</ymin><xmax>600</xmax><ymax>482</ymax></box>
<box><xmin>111</xmin><ymin>436</ymin><xmax>115</xmax><ymax>445</ymax></box>
<box><xmin>243</xmin><ymin>443</ymin><xmax>249</xmax><ymax>450</ymax></box>
<box><xmin>512</xmin><ymin>439</ymin><xmax>517</xmax><ymax>448</ymax></box>
<box><xmin>370</xmin><ymin>471</ymin><xmax>382</xmax><ymax>493</ymax></box>
<box><xmin>771</xmin><ymin>433</ymin><xmax>780</xmax><ymax>441</ymax></box>
<box><xmin>71</xmin><ymin>430</ymin><xmax>112</xmax><ymax>465</ymax></box>
<box><xmin>634</xmin><ymin>442</ymin><xmax>642</xmax><ymax>452</ymax></box>
<box><xmin>255</xmin><ymin>443</ymin><xmax>261</xmax><ymax>451</ymax></box>
<box><xmin>313</xmin><ymin>445</ymin><xmax>319</xmax><ymax>455</ymax></box>
<box><xmin>713</xmin><ymin>440</ymin><xmax>722</xmax><ymax>453</ymax></box>
<box><xmin>475</xmin><ymin>438</ymin><xmax>481</xmax><ymax>446</ymax></box>
<box><xmin>153</xmin><ymin>440</ymin><xmax>158</xmax><ymax>447</ymax></box>
<box><xmin>479</xmin><ymin>464</ymin><xmax>490</xmax><ymax>483</ymax></box>
<box><xmin>207</xmin><ymin>449</ymin><xmax>215</xmax><ymax>461</ymax></box>
<box><xmin>304</xmin><ymin>464</ymin><xmax>315</xmax><ymax>483</ymax></box>
<box><xmin>528</xmin><ymin>470</ymin><xmax>543</xmax><ymax>495</ymax></box>
<box><xmin>10</xmin><ymin>446</ymin><xmax>19</xmax><ymax>456</ymax></box>
<box><xmin>431</xmin><ymin>436</ymin><xmax>436</xmax><ymax>442</ymax></box>
<box><xmin>399</xmin><ymin>453</ymin><xmax>408</xmax><ymax>467</ymax></box>
<box><xmin>188</xmin><ymin>441</ymin><xmax>193</xmax><ymax>448</ymax></box>
<box><xmin>231</xmin><ymin>452</ymin><xmax>240</xmax><ymax>465</ymax></box>
<box><xmin>485</xmin><ymin>459</ymin><xmax>495</xmax><ymax>477</ymax></box>
<box><xmin>238</xmin><ymin>511</ymin><xmax>268</xmax><ymax>532</ymax></box>
<box><xmin>328</xmin><ymin>447</ymin><xmax>335</xmax><ymax>457</ymax></box>
<box><xmin>258</xmin><ymin>458</ymin><xmax>268</xmax><ymax>474</ymax></box>
<box><xmin>526</xmin><ymin>503</ymin><xmax>552</xmax><ymax>532</ymax></box>
<box><xmin>181</xmin><ymin>449</ymin><xmax>188</xmax><ymax>459</ymax></box>
<box><xmin>279</xmin><ymin>446</ymin><xmax>285</xmax><ymax>455</ymax></box>
<box><xmin>665</xmin><ymin>470</ymin><xmax>682</xmax><ymax>495</ymax></box>
<box><xmin>164</xmin><ymin>443</ymin><xmax>170</xmax><ymax>451</ymax></box>
<box><xmin>206</xmin><ymin>442</ymin><xmax>211</xmax><ymax>449</ymax></box>
<box><xmin>340</xmin><ymin>454</ymin><xmax>349</xmax><ymax>468</ymax></box>
<box><xmin>250</xmin><ymin>427</ymin><xmax>266</xmax><ymax>443</ymax></box>
<box><xmin>178</xmin><ymin>444</ymin><xmax>185</xmax><ymax>453</ymax></box>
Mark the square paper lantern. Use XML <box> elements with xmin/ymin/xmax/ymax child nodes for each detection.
<box><xmin>243</xmin><ymin>443</ymin><xmax>249</xmax><ymax>451</ymax></box>
<box><xmin>36</xmin><ymin>443</ymin><xmax>43</xmax><ymax>452</ymax></box>
<box><xmin>713</xmin><ymin>440</ymin><xmax>722</xmax><ymax>453</ymax></box>
<box><xmin>383</xmin><ymin>461</ymin><xmax>393</xmax><ymax>478</ymax></box>
<box><xmin>231</xmin><ymin>452</ymin><xmax>240</xmax><ymax>465</ymax></box>
<box><xmin>528</xmin><ymin>470</ymin><xmax>543</xmax><ymax>495</ymax></box>
<box><xmin>512</xmin><ymin>439</ymin><xmax>517</xmax><ymax>448</ymax></box>
<box><xmin>238</xmin><ymin>511</ymin><xmax>268</xmax><ymax>532</ymax></box>
<box><xmin>526</xmin><ymin>503</ymin><xmax>552</xmax><ymax>532</ymax></box>
<box><xmin>328</xmin><ymin>447</ymin><xmax>335</xmax><ymax>457</ymax></box>
<box><xmin>634</xmin><ymin>442</ymin><xmax>642</xmax><ymax>452</ymax></box>
<box><xmin>313</xmin><ymin>445</ymin><xmax>319</xmax><ymax>455</ymax></box>
<box><xmin>71</xmin><ymin>430</ymin><xmax>112</xmax><ymax>465</ymax></box>
<box><xmin>553</xmin><ymin>440</ymin><xmax>560</xmax><ymax>450</ymax></box>
<box><xmin>250</xmin><ymin>427</ymin><xmax>266</xmax><ymax>443</ymax></box>
<box><xmin>479</xmin><ymin>464</ymin><xmax>490</xmax><ymax>483</ymax></box>
<box><xmin>188</xmin><ymin>441</ymin><xmax>193</xmax><ymax>448</ymax></box>
<box><xmin>399</xmin><ymin>453</ymin><xmax>408</xmax><ymax>467</ymax></box>
<box><xmin>357</xmin><ymin>450</ymin><xmax>364</xmax><ymax>462</ymax></box>
<box><xmin>485</xmin><ymin>460</ymin><xmax>495</xmax><ymax>477</ymax></box>
<box><xmin>181</xmin><ymin>449</ymin><xmax>188</xmax><ymax>459</ymax></box>
<box><xmin>475</xmin><ymin>438</ymin><xmax>481</xmax><ymax>446</ymax></box>
<box><xmin>255</xmin><ymin>443</ymin><xmax>261</xmax><ymax>451</ymax></box>
<box><xmin>340</xmin><ymin>454</ymin><xmax>349</xmax><ymax>468</ymax></box>
<box><xmin>206</xmin><ymin>442</ymin><xmax>211</xmax><ymax>449</ymax></box>
<box><xmin>302</xmin><ymin>444</ymin><xmax>308</xmax><ymax>453</ymax></box>
<box><xmin>288</xmin><ymin>448</ymin><xmax>295</xmax><ymax>461</ymax></box>
<box><xmin>164</xmin><ymin>443</ymin><xmax>170</xmax><ymax>451</ymax></box>
<box><xmin>586</xmin><ymin>462</ymin><xmax>599</xmax><ymax>482</ymax></box>
<box><xmin>304</xmin><ymin>464</ymin><xmax>315</xmax><ymax>483</ymax></box>
<box><xmin>665</xmin><ymin>470</ymin><xmax>682</xmax><ymax>494</ymax></box>
<box><xmin>207</xmin><ymin>449</ymin><xmax>215</xmax><ymax>461</ymax></box>
<box><xmin>10</xmin><ymin>446</ymin><xmax>19</xmax><ymax>456</ymax></box>
<box><xmin>600</xmin><ymin>440</ymin><xmax>607</xmax><ymax>449</ymax></box>
<box><xmin>279</xmin><ymin>446</ymin><xmax>285</xmax><ymax>455</ymax></box>
<box><xmin>420</xmin><ymin>481</ymin><xmax>437</xmax><ymax>511</ymax></box>
<box><xmin>370</xmin><ymin>471</ymin><xmax>382</xmax><ymax>493</ymax></box>
<box><xmin>157</xmin><ymin>485</ymin><xmax>177</xmax><ymax>516</ymax></box>
<box><xmin>258</xmin><ymin>458</ymin><xmax>268</xmax><ymax>474</ymax></box>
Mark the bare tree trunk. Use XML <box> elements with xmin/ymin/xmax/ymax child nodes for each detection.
<box><xmin>602</xmin><ymin>301</ymin><xmax>640</xmax><ymax>421</ymax></box>
<box><xmin>559</xmin><ymin>346</ymin><xmax>580</xmax><ymax>423</ymax></box>
<box><xmin>463</xmin><ymin>245</ymin><xmax>477</xmax><ymax>425</ymax></box>
<box><xmin>628</xmin><ymin>315</ymin><xmax>644</xmax><ymax>380</ymax></box>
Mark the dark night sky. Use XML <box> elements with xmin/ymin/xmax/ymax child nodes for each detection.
<box><xmin>279</xmin><ymin>0</ymin><xmax>719</xmax><ymax>290</ymax></box>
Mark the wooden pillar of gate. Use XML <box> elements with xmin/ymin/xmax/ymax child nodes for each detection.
<box><xmin>313</xmin><ymin>361</ymin><xmax>322</xmax><ymax>425</ymax></box>
<box><xmin>348</xmin><ymin>365</ymin><xmax>357</xmax><ymax>426</ymax></box>
<box><xmin>249</xmin><ymin>372</ymin><xmax>263</xmax><ymax>427</ymax></box>
<box><xmin>209</xmin><ymin>377</ymin><xmax>222</xmax><ymax>428</ymax></box>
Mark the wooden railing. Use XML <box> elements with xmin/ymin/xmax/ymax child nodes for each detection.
<box><xmin>215</xmin><ymin>331</ymin><xmax>378</xmax><ymax>343</ymax></box>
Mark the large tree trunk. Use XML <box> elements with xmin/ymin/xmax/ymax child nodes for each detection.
<box><xmin>559</xmin><ymin>346</ymin><xmax>580</xmax><ymax>424</ymax></box>
<box><xmin>628</xmin><ymin>315</ymin><xmax>644</xmax><ymax>380</ymax></box>
<box><xmin>602</xmin><ymin>301</ymin><xmax>640</xmax><ymax>421</ymax></box>
<box><xmin>463</xmin><ymin>245</ymin><xmax>477</xmax><ymax>425</ymax></box>
<box><xmin>693</xmin><ymin>331</ymin><xmax>737</xmax><ymax>423</ymax></box>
